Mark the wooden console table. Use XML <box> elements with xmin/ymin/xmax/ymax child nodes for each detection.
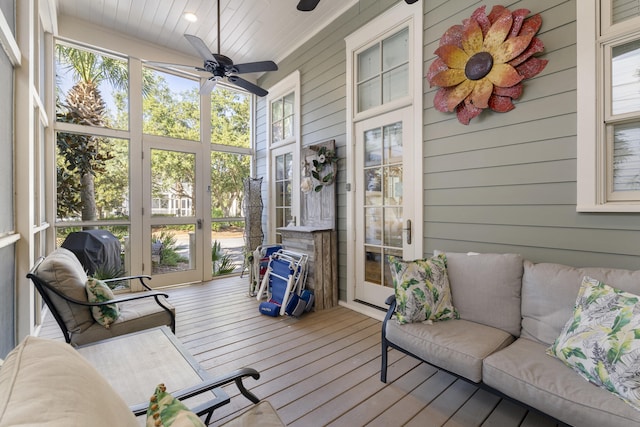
<box><xmin>278</xmin><ymin>226</ymin><xmax>338</xmax><ymax>310</ymax></box>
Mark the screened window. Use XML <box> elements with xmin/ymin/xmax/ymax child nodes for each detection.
<box><xmin>143</xmin><ymin>68</ymin><xmax>200</xmax><ymax>141</ymax></box>
<box><xmin>56</xmin><ymin>133</ymin><xmax>130</xmax><ymax>221</ymax></box>
<box><xmin>55</xmin><ymin>42</ymin><xmax>129</xmax><ymax>131</ymax></box>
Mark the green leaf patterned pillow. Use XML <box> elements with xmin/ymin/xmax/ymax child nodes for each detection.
<box><xmin>389</xmin><ymin>254</ymin><xmax>459</xmax><ymax>325</ymax></box>
<box><xmin>548</xmin><ymin>276</ymin><xmax>640</xmax><ymax>411</ymax></box>
<box><xmin>146</xmin><ymin>383</ymin><xmax>205</xmax><ymax>427</ymax></box>
<box><xmin>85</xmin><ymin>277</ymin><xmax>120</xmax><ymax>329</ymax></box>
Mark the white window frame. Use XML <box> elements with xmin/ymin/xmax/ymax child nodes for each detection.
<box><xmin>266</xmin><ymin>71</ymin><xmax>301</xmax><ymax>239</ymax></box>
<box><xmin>577</xmin><ymin>0</ymin><xmax>640</xmax><ymax>211</ymax></box>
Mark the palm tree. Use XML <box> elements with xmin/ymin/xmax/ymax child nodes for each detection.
<box><xmin>56</xmin><ymin>45</ymin><xmax>129</xmax><ymax>222</ymax></box>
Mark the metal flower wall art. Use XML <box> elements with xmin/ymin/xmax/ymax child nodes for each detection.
<box><xmin>427</xmin><ymin>5</ymin><xmax>548</xmax><ymax>125</ymax></box>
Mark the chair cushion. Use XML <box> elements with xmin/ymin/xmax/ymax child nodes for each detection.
<box><xmin>437</xmin><ymin>252</ymin><xmax>523</xmax><ymax>336</ymax></box>
<box><xmin>385</xmin><ymin>318</ymin><xmax>514</xmax><ymax>383</ymax></box>
<box><xmin>0</xmin><ymin>336</ymin><xmax>138</xmax><ymax>427</ymax></box>
<box><xmin>521</xmin><ymin>260</ymin><xmax>640</xmax><ymax>345</ymax></box>
<box><xmin>70</xmin><ymin>297</ymin><xmax>175</xmax><ymax>346</ymax></box>
<box><xmin>483</xmin><ymin>338</ymin><xmax>640</xmax><ymax>427</ymax></box>
<box><xmin>35</xmin><ymin>248</ymin><xmax>94</xmax><ymax>333</ymax></box>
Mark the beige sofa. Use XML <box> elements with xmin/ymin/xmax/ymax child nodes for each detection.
<box><xmin>0</xmin><ymin>336</ymin><xmax>284</xmax><ymax>427</ymax></box>
<box><xmin>381</xmin><ymin>252</ymin><xmax>640</xmax><ymax>427</ymax></box>
<box><xmin>0</xmin><ymin>336</ymin><xmax>141</xmax><ymax>426</ymax></box>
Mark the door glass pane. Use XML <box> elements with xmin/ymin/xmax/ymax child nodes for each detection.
<box><xmin>365</xmin><ymin>207</ymin><xmax>382</xmax><ymax>244</ymax></box>
<box><xmin>274</xmin><ymin>152</ymin><xmax>293</xmax><ymax>242</ymax></box>
<box><xmin>365</xmin><ymin>128</ymin><xmax>382</xmax><ymax>167</ymax></box>
<box><xmin>151</xmin><ymin>224</ymin><xmax>195</xmax><ymax>275</ymax></box>
<box><xmin>384</xmin><ymin>122</ymin><xmax>403</xmax><ymax>163</ymax></box>
<box><xmin>612</xmin><ymin>121</ymin><xmax>640</xmax><ymax>191</ymax></box>
<box><xmin>210</xmin><ymin>86</ymin><xmax>251</xmax><ymax>274</ymax></box>
<box><xmin>143</xmin><ymin>68</ymin><xmax>200</xmax><ymax>141</ymax></box>
<box><xmin>612</xmin><ymin>40</ymin><xmax>640</xmax><ymax>115</ymax></box>
<box><xmin>362</xmin><ymin>122</ymin><xmax>403</xmax><ymax>287</ymax></box>
<box><xmin>612</xmin><ymin>0</ymin><xmax>640</xmax><ymax>25</ymax></box>
<box><xmin>151</xmin><ymin>149</ymin><xmax>195</xmax><ymax>217</ymax></box>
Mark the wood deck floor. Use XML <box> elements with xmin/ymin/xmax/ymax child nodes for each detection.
<box><xmin>38</xmin><ymin>275</ymin><xmax>567</xmax><ymax>427</ymax></box>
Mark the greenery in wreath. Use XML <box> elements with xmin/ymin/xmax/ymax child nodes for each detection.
<box><xmin>302</xmin><ymin>145</ymin><xmax>339</xmax><ymax>193</ymax></box>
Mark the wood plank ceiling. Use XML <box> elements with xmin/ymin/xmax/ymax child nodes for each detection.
<box><xmin>55</xmin><ymin>0</ymin><xmax>359</xmax><ymax>71</ymax></box>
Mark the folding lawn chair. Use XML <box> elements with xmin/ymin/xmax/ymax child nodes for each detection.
<box><xmin>256</xmin><ymin>250</ymin><xmax>308</xmax><ymax>316</ymax></box>
<box><xmin>249</xmin><ymin>244</ymin><xmax>282</xmax><ymax>296</ymax></box>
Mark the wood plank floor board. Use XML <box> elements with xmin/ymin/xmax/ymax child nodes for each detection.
<box><xmin>37</xmin><ymin>275</ymin><xmax>568</xmax><ymax>426</ymax></box>
<box><xmin>404</xmin><ymin>379</ymin><xmax>478</xmax><ymax>427</ymax></box>
<box><xmin>480</xmin><ymin>399</ymin><xmax>527</xmax><ymax>426</ymax></box>
<box><xmin>363</xmin><ymin>369</ymin><xmax>459</xmax><ymax>427</ymax></box>
<box><xmin>292</xmin><ymin>356</ymin><xmax>428</xmax><ymax>427</ymax></box>
<box><xmin>444</xmin><ymin>388</ymin><xmax>501</xmax><ymax>427</ymax></box>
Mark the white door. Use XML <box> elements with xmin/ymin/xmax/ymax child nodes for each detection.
<box><xmin>142</xmin><ymin>139</ymin><xmax>204</xmax><ymax>287</ymax></box>
<box><xmin>354</xmin><ymin>106</ymin><xmax>420</xmax><ymax>307</ymax></box>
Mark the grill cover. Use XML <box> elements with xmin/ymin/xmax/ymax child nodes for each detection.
<box><xmin>61</xmin><ymin>230</ymin><xmax>121</xmax><ymax>276</ymax></box>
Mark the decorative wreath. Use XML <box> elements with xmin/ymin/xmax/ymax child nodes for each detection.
<box><xmin>426</xmin><ymin>5</ymin><xmax>548</xmax><ymax>125</ymax></box>
<box><xmin>301</xmin><ymin>145</ymin><xmax>339</xmax><ymax>193</ymax></box>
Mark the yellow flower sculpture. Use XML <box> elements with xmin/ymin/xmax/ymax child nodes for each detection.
<box><xmin>427</xmin><ymin>5</ymin><xmax>548</xmax><ymax>124</ymax></box>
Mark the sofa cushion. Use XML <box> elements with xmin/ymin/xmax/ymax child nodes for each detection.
<box><xmin>70</xmin><ymin>296</ymin><xmax>175</xmax><ymax>346</ymax></box>
<box><xmin>0</xmin><ymin>336</ymin><xmax>138</xmax><ymax>427</ymax></box>
<box><xmin>389</xmin><ymin>254</ymin><xmax>458</xmax><ymax>324</ymax></box>
<box><xmin>521</xmin><ymin>260</ymin><xmax>640</xmax><ymax>345</ymax></box>
<box><xmin>385</xmin><ymin>318</ymin><xmax>514</xmax><ymax>383</ymax></box>
<box><xmin>437</xmin><ymin>252</ymin><xmax>523</xmax><ymax>336</ymax></box>
<box><xmin>35</xmin><ymin>247</ymin><xmax>94</xmax><ymax>333</ymax></box>
<box><xmin>548</xmin><ymin>276</ymin><xmax>640</xmax><ymax>411</ymax></box>
<box><xmin>483</xmin><ymin>338</ymin><xmax>640</xmax><ymax>427</ymax></box>
<box><xmin>86</xmin><ymin>277</ymin><xmax>120</xmax><ymax>328</ymax></box>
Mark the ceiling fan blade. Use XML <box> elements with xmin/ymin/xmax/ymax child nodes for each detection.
<box><xmin>227</xmin><ymin>76</ymin><xmax>268</xmax><ymax>97</ymax></box>
<box><xmin>200</xmin><ymin>78</ymin><xmax>218</xmax><ymax>95</ymax></box>
<box><xmin>145</xmin><ymin>61</ymin><xmax>204</xmax><ymax>73</ymax></box>
<box><xmin>232</xmin><ymin>60</ymin><xmax>278</xmax><ymax>74</ymax></box>
<box><xmin>297</xmin><ymin>0</ymin><xmax>320</xmax><ymax>12</ymax></box>
<box><xmin>184</xmin><ymin>34</ymin><xmax>217</xmax><ymax>63</ymax></box>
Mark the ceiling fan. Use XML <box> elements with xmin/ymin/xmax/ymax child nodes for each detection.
<box><xmin>297</xmin><ymin>0</ymin><xmax>418</xmax><ymax>12</ymax></box>
<box><xmin>148</xmin><ymin>0</ymin><xmax>277</xmax><ymax>97</ymax></box>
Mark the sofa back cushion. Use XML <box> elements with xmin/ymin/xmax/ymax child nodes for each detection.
<box><xmin>440</xmin><ymin>252</ymin><xmax>523</xmax><ymax>336</ymax></box>
<box><xmin>521</xmin><ymin>260</ymin><xmax>640</xmax><ymax>345</ymax></box>
<box><xmin>35</xmin><ymin>247</ymin><xmax>93</xmax><ymax>333</ymax></box>
<box><xmin>0</xmin><ymin>336</ymin><xmax>138</xmax><ymax>427</ymax></box>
